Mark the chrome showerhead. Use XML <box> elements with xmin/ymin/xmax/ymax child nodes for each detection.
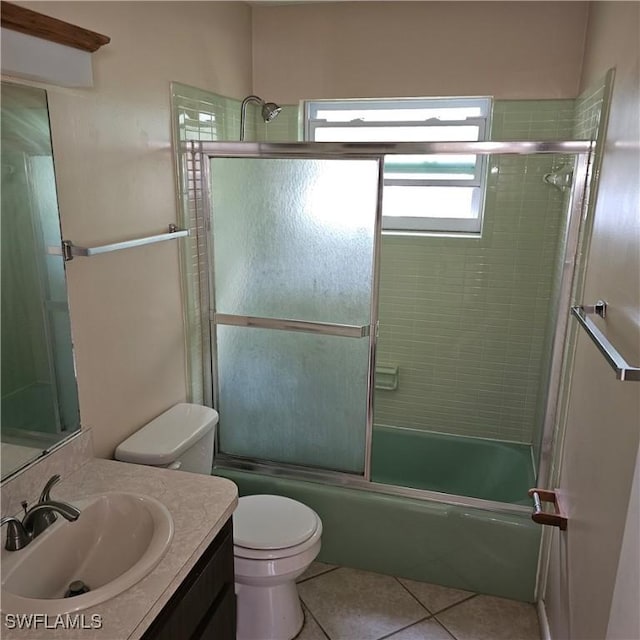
<box><xmin>261</xmin><ymin>101</ymin><xmax>282</xmax><ymax>123</ymax></box>
<box><xmin>240</xmin><ymin>95</ymin><xmax>282</xmax><ymax>140</ymax></box>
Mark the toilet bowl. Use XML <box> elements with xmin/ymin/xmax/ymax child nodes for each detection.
<box><xmin>233</xmin><ymin>494</ymin><xmax>322</xmax><ymax>640</ymax></box>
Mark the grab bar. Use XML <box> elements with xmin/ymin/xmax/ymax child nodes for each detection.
<box><xmin>214</xmin><ymin>313</ymin><xmax>370</xmax><ymax>339</ymax></box>
<box><xmin>571</xmin><ymin>302</ymin><xmax>640</xmax><ymax>381</ymax></box>
<box><xmin>52</xmin><ymin>225</ymin><xmax>188</xmax><ymax>261</ymax></box>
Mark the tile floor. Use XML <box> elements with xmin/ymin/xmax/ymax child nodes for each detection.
<box><xmin>295</xmin><ymin>563</ymin><xmax>541</xmax><ymax>640</ymax></box>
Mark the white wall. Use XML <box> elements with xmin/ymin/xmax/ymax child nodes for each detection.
<box><xmin>1</xmin><ymin>27</ymin><xmax>93</xmax><ymax>87</ymax></box>
<box><xmin>606</xmin><ymin>444</ymin><xmax>640</xmax><ymax>640</ymax></box>
<box><xmin>14</xmin><ymin>1</ymin><xmax>253</xmax><ymax>458</ymax></box>
<box><xmin>544</xmin><ymin>2</ymin><xmax>640</xmax><ymax>638</ymax></box>
<box><xmin>252</xmin><ymin>1</ymin><xmax>589</xmax><ymax>103</ymax></box>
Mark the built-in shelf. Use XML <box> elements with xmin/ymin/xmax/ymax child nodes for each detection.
<box><xmin>1</xmin><ymin>1</ymin><xmax>110</xmax><ymax>52</ymax></box>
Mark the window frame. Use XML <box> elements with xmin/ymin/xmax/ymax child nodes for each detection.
<box><xmin>304</xmin><ymin>97</ymin><xmax>492</xmax><ymax>234</ymax></box>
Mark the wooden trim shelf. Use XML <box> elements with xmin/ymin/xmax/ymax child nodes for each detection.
<box><xmin>1</xmin><ymin>1</ymin><xmax>110</xmax><ymax>52</ymax></box>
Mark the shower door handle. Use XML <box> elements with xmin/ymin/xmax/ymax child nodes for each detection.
<box><xmin>214</xmin><ymin>313</ymin><xmax>371</xmax><ymax>339</ymax></box>
<box><xmin>528</xmin><ymin>488</ymin><xmax>567</xmax><ymax>530</ymax></box>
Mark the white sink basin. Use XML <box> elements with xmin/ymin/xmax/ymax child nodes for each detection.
<box><xmin>1</xmin><ymin>492</ymin><xmax>174</xmax><ymax>614</ymax></box>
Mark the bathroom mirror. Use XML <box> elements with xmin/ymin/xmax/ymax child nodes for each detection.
<box><xmin>1</xmin><ymin>81</ymin><xmax>80</xmax><ymax>480</ymax></box>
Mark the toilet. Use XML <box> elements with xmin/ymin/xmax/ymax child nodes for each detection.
<box><xmin>233</xmin><ymin>494</ymin><xmax>322</xmax><ymax>640</ymax></box>
<box><xmin>115</xmin><ymin>403</ymin><xmax>323</xmax><ymax>640</ymax></box>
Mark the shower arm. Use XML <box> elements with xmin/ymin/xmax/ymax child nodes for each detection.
<box><xmin>240</xmin><ymin>95</ymin><xmax>263</xmax><ymax>141</ymax></box>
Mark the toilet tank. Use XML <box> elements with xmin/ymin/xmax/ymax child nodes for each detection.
<box><xmin>114</xmin><ymin>403</ymin><xmax>218</xmax><ymax>474</ymax></box>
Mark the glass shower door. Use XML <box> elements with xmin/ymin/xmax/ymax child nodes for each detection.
<box><xmin>210</xmin><ymin>156</ymin><xmax>381</xmax><ymax>474</ymax></box>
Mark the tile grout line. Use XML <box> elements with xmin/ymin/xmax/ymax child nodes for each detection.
<box><xmin>393</xmin><ymin>576</ymin><xmax>436</xmax><ymax>618</ymax></box>
<box><xmin>433</xmin><ymin>616</ymin><xmax>459</xmax><ymax>640</ymax></box>
<box><xmin>374</xmin><ymin>614</ymin><xmax>432</xmax><ymax>640</ymax></box>
<box><xmin>298</xmin><ymin>564</ymin><xmax>341</xmax><ymax>584</ymax></box>
<box><xmin>431</xmin><ymin>594</ymin><xmax>480</xmax><ymax>640</ymax></box>
<box><xmin>432</xmin><ymin>593</ymin><xmax>478</xmax><ymax>618</ymax></box>
<box><xmin>299</xmin><ymin>597</ymin><xmax>332</xmax><ymax>640</ymax></box>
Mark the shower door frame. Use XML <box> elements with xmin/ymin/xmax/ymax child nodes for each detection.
<box><xmin>185</xmin><ymin>139</ymin><xmax>593</xmax><ymax>516</ymax></box>
<box><xmin>198</xmin><ymin>147</ymin><xmax>385</xmax><ymax>480</ymax></box>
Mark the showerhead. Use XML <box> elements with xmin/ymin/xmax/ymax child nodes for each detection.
<box><xmin>261</xmin><ymin>101</ymin><xmax>282</xmax><ymax>123</ymax></box>
<box><xmin>240</xmin><ymin>95</ymin><xmax>282</xmax><ymax>140</ymax></box>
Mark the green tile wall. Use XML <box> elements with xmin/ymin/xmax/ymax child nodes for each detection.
<box><xmin>492</xmin><ymin>100</ymin><xmax>575</xmax><ymax>140</ymax></box>
<box><xmin>374</xmin><ymin>100</ymin><xmax>576</xmax><ymax>444</ymax></box>
<box><xmin>574</xmin><ymin>81</ymin><xmax>608</xmax><ymax>140</ymax></box>
<box><xmin>172</xmin><ymin>86</ymin><xmax>582</xmax><ymax>448</ymax></box>
<box><xmin>172</xmin><ymin>83</ymin><xmax>244</xmax><ymax>403</ymax></box>
<box><xmin>570</xmin><ymin>72</ymin><xmax>613</xmax><ymax>302</ymax></box>
<box><xmin>256</xmin><ymin>105</ymin><xmax>300</xmax><ymax>141</ymax></box>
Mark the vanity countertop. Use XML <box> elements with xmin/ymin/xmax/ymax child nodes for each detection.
<box><xmin>1</xmin><ymin>458</ymin><xmax>238</xmax><ymax>639</ymax></box>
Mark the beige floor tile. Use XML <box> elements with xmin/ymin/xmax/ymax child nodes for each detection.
<box><xmin>397</xmin><ymin>578</ymin><xmax>474</xmax><ymax>614</ymax></box>
<box><xmin>298</xmin><ymin>561</ymin><xmax>338</xmax><ymax>583</ymax></box>
<box><xmin>436</xmin><ymin>594</ymin><xmax>540</xmax><ymax>640</ymax></box>
<box><xmin>382</xmin><ymin>618</ymin><xmax>455</xmax><ymax>640</ymax></box>
<box><xmin>298</xmin><ymin>567</ymin><xmax>428</xmax><ymax>640</ymax></box>
<box><xmin>296</xmin><ymin>605</ymin><xmax>329</xmax><ymax>640</ymax></box>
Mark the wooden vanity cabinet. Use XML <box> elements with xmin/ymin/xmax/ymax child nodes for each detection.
<box><xmin>142</xmin><ymin>518</ymin><xmax>236</xmax><ymax>640</ymax></box>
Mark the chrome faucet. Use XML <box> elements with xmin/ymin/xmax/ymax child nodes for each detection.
<box><xmin>0</xmin><ymin>475</ymin><xmax>81</xmax><ymax>551</ymax></box>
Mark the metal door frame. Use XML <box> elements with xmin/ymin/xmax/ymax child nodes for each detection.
<box><xmin>192</xmin><ymin>146</ymin><xmax>385</xmax><ymax>479</ymax></box>
<box><xmin>183</xmin><ymin>139</ymin><xmax>593</xmax><ymax>514</ymax></box>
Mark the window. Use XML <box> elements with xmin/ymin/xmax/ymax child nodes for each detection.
<box><xmin>304</xmin><ymin>97</ymin><xmax>492</xmax><ymax>234</ymax></box>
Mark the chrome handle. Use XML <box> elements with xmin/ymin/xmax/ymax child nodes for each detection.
<box><xmin>214</xmin><ymin>313</ymin><xmax>370</xmax><ymax>339</ymax></box>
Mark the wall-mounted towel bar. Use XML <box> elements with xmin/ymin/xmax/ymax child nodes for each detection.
<box><xmin>53</xmin><ymin>224</ymin><xmax>188</xmax><ymax>261</ymax></box>
<box><xmin>571</xmin><ymin>301</ymin><xmax>640</xmax><ymax>381</ymax></box>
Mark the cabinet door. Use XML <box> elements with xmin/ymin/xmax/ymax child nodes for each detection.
<box><xmin>141</xmin><ymin>520</ymin><xmax>235</xmax><ymax>640</ymax></box>
<box><xmin>193</xmin><ymin>583</ymin><xmax>236</xmax><ymax>640</ymax></box>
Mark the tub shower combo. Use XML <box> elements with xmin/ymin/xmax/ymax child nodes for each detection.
<box><xmin>182</xmin><ymin>138</ymin><xmax>592</xmax><ymax>601</ymax></box>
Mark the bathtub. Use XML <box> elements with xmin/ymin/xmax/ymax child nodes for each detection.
<box><xmin>215</xmin><ymin>450</ymin><xmax>541</xmax><ymax>602</ymax></box>
<box><xmin>371</xmin><ymin>425</ymin><xmax>536</xmax><ymax>505</ymax></box>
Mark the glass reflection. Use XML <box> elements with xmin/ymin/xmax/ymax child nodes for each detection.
<box><xmin>1</xmin><ymin>82</ymin><xmax>80</xmax><ymax>479</ymax></box>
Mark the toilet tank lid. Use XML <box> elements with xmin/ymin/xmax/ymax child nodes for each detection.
<box><xmin>114</xmin><ymin>403</ymin><xmax>218</xmax><ymax>466</ymax></box>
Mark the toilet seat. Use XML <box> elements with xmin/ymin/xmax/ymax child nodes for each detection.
<box><xmin>233</xmin><ymin>495</ymin><xmax>322</xmax><ymax>560</ymax></box>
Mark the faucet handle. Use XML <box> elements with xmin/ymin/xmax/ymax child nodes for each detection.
<box><xmin>0</xmin><ymin>517</ymin><xmax>29</xmax><ymax>551</ymax></box>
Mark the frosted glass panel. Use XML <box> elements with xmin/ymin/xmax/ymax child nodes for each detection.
<box><xmin>211</xmin><ymin>158</ymin><xmax>379</xmax><ymax>325</ymax></box>
<box><xmin>217</xmin><ymin>326</ymin><xmax>370</xmax><ymax>473</ymax></box>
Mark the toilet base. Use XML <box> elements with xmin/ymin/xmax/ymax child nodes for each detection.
<box><xmin>235</xmin><ymin>579</ymin><xmax>304</xmax><ymax>640</ymax></box>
